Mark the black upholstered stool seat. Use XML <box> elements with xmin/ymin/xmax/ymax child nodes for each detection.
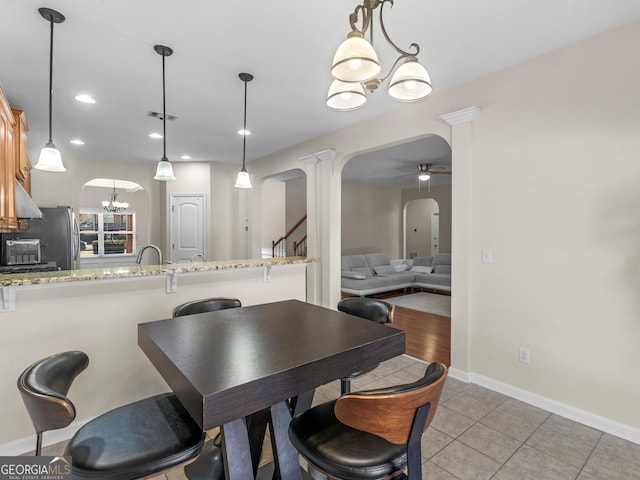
<box><xmin>289</xmin><ymin>400</ymin><xmax>406</xmax><ymax>480</ymax></box>
<box><xmin>64</xmin><ymin>393</ymin><xmax>205</xmax><ymax>480</ymax></box>
<box><xmin>289</xmin><ymin>362</ymin><xmax>447</xmax><ymax>480</ymax></box>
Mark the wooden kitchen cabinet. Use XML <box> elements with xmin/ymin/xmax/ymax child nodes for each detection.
<box><xmin>0</xmin><ymin>85</ymin><xmax>17</xmax><ymax>231</ymax></box>
<box><xmin>12</xmin><ymin>109</ymin><xmax>31</xmax><ymax>194</ymax></box>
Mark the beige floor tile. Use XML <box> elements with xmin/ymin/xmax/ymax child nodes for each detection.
<box><xmin>583</xmin><ymin>449</ymin><xmax>640</xmax><ymax>479</ymax></box>
<box><xmin>421</xmin><ymin>425</ymin><xmax>455</xmax><ymax>460</ymax></box>
<box><xmin>432</xmin><ymin>440</ymin><xmax>501</xmax><ymax>480</ymax></box>
<box><xmin>421</xmin><ymin>460</ymin><xmax>460</xmax><ymax>480</ymax></box>
<box><xmin>458</xmin><ymin>423</ymin><xmax>522</xmax><ymax>464</ymax></box>
<box><xmin>480</xmin><ymin>399</ymin><xmax>550</xmax><ymax>442</ymax></box>
<box><xmin>504</xmin><ymin>444</ymin><xmax>580</xmax><ymax>480</ymax></box>
<box><xmin>430</xmin><ymin>405</ymin><xmax>476</xmax><ymax>438</ymax></box>
<box><xmin>526</xmin><ymin>415</ymin><xmax>601</xmax><ymax>468</ymax></box>
<box><xmin>443</xmin><ymin>391</ymin><xmax>502</xmax><ymax>421</ymax></box>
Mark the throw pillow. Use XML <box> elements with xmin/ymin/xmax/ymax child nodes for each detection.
<box><xmin>373</xmin><ymin>264</ymin><xmax>396</xmax><ymax>276</ymax></box>
<box><xmin>410</xmin><ymin>265</ymin><xmax>433</xmax><ymax>274</ymax></box>
<box><xmin>341</xmin><ymin>270</ymin><xmax>366</xmax><ymax>280</ymax></box>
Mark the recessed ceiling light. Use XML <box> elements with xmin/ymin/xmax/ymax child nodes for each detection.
<box><xmin>70</xmin><ymin>139</ymin><xmax>85</xmax><ymax>145</ymax></box>
<box><xmin>181</xmin><ymin>155</ymin><xmax>192</xmax><ymax>160</ymax></box>
<box><xmin>74</xmin><ymin>94</ymin><xmax>96</xmax><ymax>104</ymax></box>
<box><xmin>149</xmin><ymin>132</ymin><xmax>163</xmax><ymax>139</ymax></box>
<box><xmin>238</xmin><ymin>129</ymin><xmax>251</xmax><ymax>136</ymax></box>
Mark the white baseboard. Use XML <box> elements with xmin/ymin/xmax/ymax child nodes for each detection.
<box><xmin>447</xmin><ymin>367</ymin><xmax>640</xmax><ymax>445</ymax></box>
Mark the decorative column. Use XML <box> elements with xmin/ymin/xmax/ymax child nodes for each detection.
<box><xmin>439</xmin><ymin>106</ymin><xmax>481</xmax><ymax>378</ymax></box>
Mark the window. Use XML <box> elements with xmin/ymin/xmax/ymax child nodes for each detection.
<box><xmin>79</xmin><ymin>210</ymin><xmax>136</xmax><ymax>257</ymax></box>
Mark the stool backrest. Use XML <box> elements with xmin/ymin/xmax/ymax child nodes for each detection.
<box><xmin>17</xmin><ymin>351</ymin><xmax>89</xmax><ymax>434</ymax></box>
<box><xmin>337</xmin><ymin>297</ymin><xmax>394</xmax><ymax>324</ymax></box>
<box><xmin>173</xmin><ymin>297</ymin><xmax>242</xmax><ymax>317</ymax></box>
<box><xmin>334</xmin><ymin>362</ymin><xmax>447</xmax><ymax>445</ymax></box>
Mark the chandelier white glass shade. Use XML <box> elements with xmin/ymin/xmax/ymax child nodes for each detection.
<box><xmin>102</xmin><ymin>184</ymin><xmax>129</xmax><ymax>213</ymax></box>
<box><xmin>153</xmin><ymin>45</ymin><xmax>176</xmax><ymax>181</ymax></box>
<box><xmin>234</xmin><ymin>73</ymin><xmax>254</xmax><ymax>189</ymax></box>
<box><xmin>326</xmin><ymin>79</ymin><xmax>367</xmax><ymax>110</ymax></box>
<box><xmin>327</xmin><ymin>0</ymin><xmax>432</xmax><ymax>111</ymax></box>
<box><xmin>35</xmin><ymin>8</ymin><xmax>66</xmax><ymax>172</ymax></box>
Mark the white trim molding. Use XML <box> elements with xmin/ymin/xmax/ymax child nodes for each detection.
<box><xmin>439</xmin><ymin>106</ymin><xmax>482</xmax><ymax>126</ymax></box>
<box><xmin>448</xmin><ymin>368</ymin><xmax>640</xmax><ymax>445</ymax></box>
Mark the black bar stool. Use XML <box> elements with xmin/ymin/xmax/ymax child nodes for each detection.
<box><xmin>18</xmin><ymin>351</ymin><xmax>205</xmax><ymax>479</ymax></box>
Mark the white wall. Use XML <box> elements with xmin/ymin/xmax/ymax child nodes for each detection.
<box><xmin>402</xmin><ymin>184</ymin><xmax>452</xmax><ymax>255</ymax></box>
<box><xmin>261</xmin><ymin>182</ymin><xmax>285</xmax><ymax>255</ymax></box>
<box><xmin>341</xmin><ymin>182</ymin><xmax>402</xmax><ymax>258</ymax></box>
<box><xmin>247</xmin><ymin>21</ymin><xmax>640</xmax><ymax>439</ymax></box>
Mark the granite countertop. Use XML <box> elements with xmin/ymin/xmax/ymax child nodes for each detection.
<box><xmin>0</xmin><ymin>256</ymin><xmax>316</xmax><ymax>287</ymax></box>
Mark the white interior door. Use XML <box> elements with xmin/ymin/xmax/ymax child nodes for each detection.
<box><xmin>431</xmin><ymin>211</ymin><xmax>440</xmax><ymax>256</ymax></box>
<box><xmin>170</xmin><ymin>195</ymin><xmax>206</xmax><ymax>261</ymax></box>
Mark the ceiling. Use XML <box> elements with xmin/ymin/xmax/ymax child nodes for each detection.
<box><xmin>2</xmin><ymin>0</ymin><xmax>640</xmax><ymax>187</ymax></box>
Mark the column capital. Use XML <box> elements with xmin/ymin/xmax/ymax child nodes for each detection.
<box><xmin>439</xmin><ymin>106</ymin><xmax>481</xmax><ymax>126</ymax></box>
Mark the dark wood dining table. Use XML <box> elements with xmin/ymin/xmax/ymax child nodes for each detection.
<box><xmin>138</xmin><ymin>299</ymin><xmax>406</xmax><ymax>480</ymax></box>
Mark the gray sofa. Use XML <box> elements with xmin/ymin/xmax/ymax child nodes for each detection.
<box><xmin>341</xmin><ymin>253</ymin><xmax>451</xmax><ymax>296</ymax></box>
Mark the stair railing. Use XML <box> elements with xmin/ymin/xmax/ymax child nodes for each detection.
<box><xmin>272</xmin><ymin>215</ymin><xmax>307</xmax><ymax>258</ymax></box>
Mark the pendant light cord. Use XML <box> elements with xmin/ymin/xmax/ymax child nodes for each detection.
<box><xmin>242</xmin><ymin>78</ymin><xmax>248</xmax><ymax>170</ymax></box>
<box><xmin>162</xmin><ymin>53</ymin><xmax>167</xmax><ymax>160</ymax></box>
<box><xmin>47</xmin><ymin>18</ymin><xmax>54</xmax><ymax>145</ymax></box>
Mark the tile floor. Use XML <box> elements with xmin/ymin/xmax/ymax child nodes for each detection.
<box><xmin>39</xmin><ymin>355</ymin><xmax>639</xmax><ymax>480</ymax></box>
<box><xmin>312</xmin><ymin>355</ymin><xmax>640</xmax><ymax>480</ymax></box>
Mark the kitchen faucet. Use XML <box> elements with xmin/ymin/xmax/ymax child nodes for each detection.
<box><xmin>136</xmin><ymin>245</ymin><xmax>162</xmax><ymax>265</ymax></box>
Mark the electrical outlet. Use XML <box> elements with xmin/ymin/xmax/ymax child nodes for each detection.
<box><xmin>518</xmin><ymin>347</ymin><xmax>530</xmax><ymax>364</ymax></box>
<box><xmin>482</xmin><ymin>249</ymin><xmax>492</xmax><ymax>264</ymax></box>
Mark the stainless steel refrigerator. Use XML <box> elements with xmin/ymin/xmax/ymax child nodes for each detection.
<box><xmin>3</xmin><ymin>206</ymin><xmax>80</xmax><ymax>270</ymax></box>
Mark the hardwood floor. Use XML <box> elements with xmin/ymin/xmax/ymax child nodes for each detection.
<box><xmin>342</xmin><ymin>291</ymin><xmax>451</xmax><ymax>366</ymax></box>
<box><xmin>389</xmin><ymin>305</ymin><xmax>451</xmax><ymax>366</ymax></box>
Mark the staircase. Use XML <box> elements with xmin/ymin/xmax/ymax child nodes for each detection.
<box><xmin>272</xmin><ymin>215</ymin><xmax>307</xmax><ymax>258</ymax></box>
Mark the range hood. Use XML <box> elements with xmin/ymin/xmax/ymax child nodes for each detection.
<box><xmin>15</xmin><ymin>180</ymin><xmax>43</xmax><ymax>219</ymax></box>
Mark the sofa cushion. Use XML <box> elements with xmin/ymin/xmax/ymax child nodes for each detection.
<box><xmin>373</xmin><ymin>265</ymin><xmax>396</xmax><ymax>276</ymax></box>
<box><xmin>352</xmin><ymin>267</ymin><xmax>373</xmax><ymax>278</ymax></box>
<box><xmin>413</xmin><ymin>273</ymin><xmax>451</xmax><ymax>287</ymax></box>
<box><xmin>393</xmin><ymin>263</ymin><xmax>410</xmax><ymax>272</ymax></box>
<box><xmin>433</xmin><ymin>254</ymin><xmax>451</xmax><ymax>266</ymax></box>
<box><xmin>410</xmin><ymin>265</ymin><xmax>433</xmax><ymax>274</ymax></box>
<box><xmin>412</xmin><ymin>257</ymin><xmax>433</xmax><ymax>267</ymax></box>
<box><xmin>363</xmin><ymin>253</ymin><xmax>392</xmax><ymax>268</ymax></box>
<box><xmin>434</xmin><ymin>265</ymin><xmax>451</xmax><ymax>274</ymax></box>
<box><xmin>342</xmin><ymin>271</ymin><xmax>366</xmax><ymax>280</ymax></box>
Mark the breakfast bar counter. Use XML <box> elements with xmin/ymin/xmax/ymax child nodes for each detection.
<box><xmin>0</xmin><ymin>256</ymin><xmax>315</xmax><ymax>453</ymax></box>
<box><xmin>0</xmin><ymin>256</ymin><xmax>313</xmax><ymax>287</ymax></box>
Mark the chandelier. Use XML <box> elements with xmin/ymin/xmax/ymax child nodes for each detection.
<box><xmin>327</xmin><ymin>0</ymin><xmax>432</xmax><ymax>111</ymax></box>
<box><xmin>102</xmin><ymin>183</ymin><xmax>129</xmax><ymax>213</ymax></box>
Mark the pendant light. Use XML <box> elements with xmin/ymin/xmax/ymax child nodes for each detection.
<box><xmin>234</xmin><ymin>73</ymin><xmax>253</xmax><ymax>189</ymax></box>
<box><xmin>35</xmin><ymin>7</ymin><xmax>66</xmax><ymax>172</ymax></box>
<box><xmin>153</xmin><ymin>45</ymin><xmax>176</xmax><ymax>181</ymax></box>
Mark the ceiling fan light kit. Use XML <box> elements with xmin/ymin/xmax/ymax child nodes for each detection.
<box><xmin>35</xmin><ymin>7</ymin><xmax>66</xmax><ymax>172</ymax></box>
<box><xmin>327</xmin><ymin>0</ymin><xmax>432</xmax><ymax>111</ymax></box>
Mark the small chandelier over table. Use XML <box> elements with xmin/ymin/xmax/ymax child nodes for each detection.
<box><xmin>102</xmin><ymin>183</ymin><xmax>129</xmax><ymax>213</ymax></box>
<box><xmin>327</xmin><ymin>0</ymin><xmax>432</xmax><ymax>111</ymax></box>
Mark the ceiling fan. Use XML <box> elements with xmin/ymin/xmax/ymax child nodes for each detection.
<box><xmin>395</xmin><ymin>163</ymin><xmax>451</xmax><ymax>192</ymax></box>
<box><xmin>415</xmin><ymin>163</ymin><xmax>451</xmax><ymax>180</ymax></box>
